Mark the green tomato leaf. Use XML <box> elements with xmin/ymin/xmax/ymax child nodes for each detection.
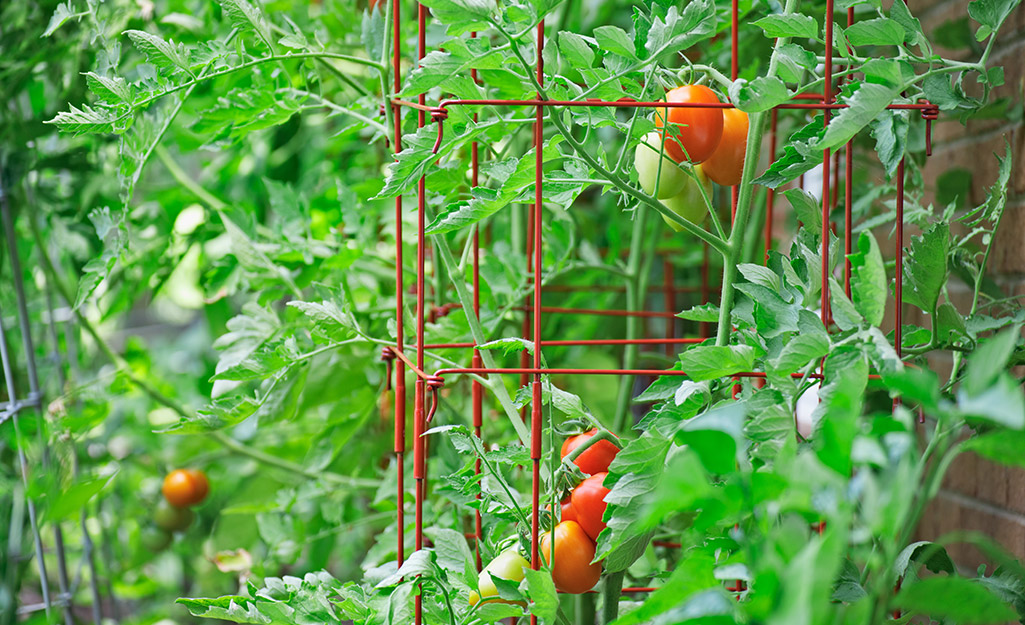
<box><xmin>558</xmin><ymin>31</ymin><xmax>595</xmax><ymax>67</ymax></box>
<box><xmin>753</xmin><ymin>115</ymin><xmax>827</xmax><ymax>189</ymax></box>
<box><xmin>958</xmin><ymin>373</ymin><xmax>1025</xmax><ymax>429</ymax></box>
<box><xmin>848</xmin><ymin>231</ymin><xmax>887</xmax><ymax>326</ymax></box>
<box><xmin>750</xmin><ymin>13</ymin><xmax>819</xmax><ymax>39</ymax></box>
<box><xmin>679</xmin><ymin>345</ymin><xmax>756</xmax><ymax>381</ymax></box>
<box><xmin>869</xmin><ymin>109</ymin><xmax>910</xmax><ymax>176</ymax></box>
<box><xmin>644</xmin><ymin>0</ymin><xmax>718</xmax><ymax>59</ymax></box>
<box><xmin>416</xmin><ymin>0</ymin><xmax>495</xmax><ymax>34</ymax></box>
<box><xmin>816</xmin><ymin>82</ymin><xmax>901</xmax><ymax>151</ymax></box>
<box><xmin>771</xmin><ymin>332</ymin><xmax>830</xmax><ymax>375</ymax></box>
<box><xmin>968</xmin><ymin>0</ymin><xmax>1018</xmax><ymax>36</ymax></box>
<box><xmin>901</xmin><ymin>222</ymin><xmax>949</xmax><ymax>313</ymax></box>
<box><xmin>893</xmin><ymin>577</ymin><xmax>1018</xmax><ymax>624</ymax></box>
<box><xmin>964</xmin><ymin>431</ymin><xmax>1025</xmax><ymax>469</ymax></box>
<box><xmin>844</xmin><ymin>17</ymin><xmax>905</xmax><ymax>46</ymax></box>
<box><xmin>784</xmin><ymin>189</ymin><xmax>822</xmax><ymax>236</ymax></box>
<box><xmin>219</xmin><ymin>0</ymin><xmax>274</xmax><ymax>49</ymax></box>
<box><xmin>525</xmin><ymin>568</ymin><xmax>558</xmax><ymax>622</ymax></box>
<box><xmin>894</xmin><ymin>542</ymin><xmax>956</xmax><ymax>580</ymax></box>
<box><xmin>594</xmin><ymin>25</ymin><xmax>637</xmax><ymax>60</ymax></box>
<box><xmin>773</xmin><ymin>43</ymin><xmax>818</xmax><ymax>83</ymax></box>
<box><xmin>729</xmin><ymin>76</ymin><xmax>791</xmax><ymax>113</ymax></box>
<box><xmin>676</xmin><ymin>302</ymin><xmax>720</xmax><ymax>322</ymax></box>
<box><xmin>401</xmin><ymin>38</ymin><xmax>504</xmax><ymax>97</ymax></box>
<box><xmin>124</xmin><ymin>30</ymin><xmax>195</xmax><ymax>77</ymax></box>
<box><xmin>675</xmin><ymin>402</ymin><xmax>746</xmax><ymax>474</ymax></box>
<box><xmin>597</xmin><ymin>433</ymin><xmax>672</xmax><ymax>569</ymax></box>
<box><xmin>890</xmin><ymin>0</ymin><xmax>928</xmax><ymax>49</ymax></box>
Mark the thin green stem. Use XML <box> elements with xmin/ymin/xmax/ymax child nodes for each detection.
<box><xmin>614</xmin><ymin>205</ymin><xmax>651</xmax><ymax>433</ymax></box>
<box><xmin>433</xmin><ymin>236</ymin><xmax>532</xmax><ymax>445</ymax></box>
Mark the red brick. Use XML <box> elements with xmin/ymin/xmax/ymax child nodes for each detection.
<box><xmin>943</xmin><ymin>450</ymin><xmax>978</xmax><ymax>496</ymax></box>
<box><xmin>1008</xmin><ymin>467</ymin><xmax>1025</xmax><ymax>516</ymax></box>
<box><xmin>991</xmin><ymin>198</ymin><xmax>1025</xmax><ymax>273</ymax></box>
<box><xmin>976</xmin><ymin>458</ymin><xmax>1009</xmax><ymax>508</ymax></box>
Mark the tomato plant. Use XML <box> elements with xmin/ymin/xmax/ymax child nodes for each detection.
<box><xmin>3</xmin><ymin>0</ymin><xmax>1023</xmax><ymax>624</ymax></box>
<box><xmin>654</xmin><ymin>85</ymin><xmax>724</xmax><ymax>164</ymax></box>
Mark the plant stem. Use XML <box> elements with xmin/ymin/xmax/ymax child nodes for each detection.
<box><xmin>433</xmin><ymin>236</ymin><xmax>532</xmax><ymax>445</ymax></box>
<box><xmin>613</xmin><ymin>204</ymin><xmax>651</xmax><ymax>432</ymax></box>
<box><xmin>714</xmin><ymin>110</ymin><xmax>766</xmax><ymax>346</ymax></box>
<box><xmin>713</xmin><ymin>0</ymin><xmax>798</xmax><ymax>346</ymax></box>
<box><xmin>601</xmin><ymin>570</ymin><xmax>625</xmax><ymax>624</ymax></box>
<box><xmin>576</xmin><ymin>594</ymin><xmax>596</xmax><ymax>625</ymax></box>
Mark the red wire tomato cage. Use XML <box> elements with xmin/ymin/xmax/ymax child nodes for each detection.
<box><xmin>380</xmin><ymin>0</ymin><xmax>939</xmax><ymax>618</ymax></box>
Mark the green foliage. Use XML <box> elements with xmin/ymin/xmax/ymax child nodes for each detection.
<box><xmin>2</xmin><ymin>0</ymin><xmax>1023</xmax><ymax>623</ymax></box>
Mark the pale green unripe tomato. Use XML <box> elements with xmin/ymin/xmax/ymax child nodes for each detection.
<box><xmin>634</xmin><ymin>132</ymin><xmax>687</xmax><ymax>199</ymax></box>
<box><xmin>469</xmin><ymin>548</ymin><xmax>530</xmax><ymax>605</ymax></box>
<box><xmin>661</xmin><ymin>165</ymin><xmax>713</xmax><ymax>231</ymax></box>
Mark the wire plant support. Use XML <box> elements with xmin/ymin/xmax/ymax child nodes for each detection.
<box><xmin>383</xmin><ymin>0</ymin><xmax>939</xmax><ymax>621</ymax></box>
<box><xmin>1</xmin><ymin>171</ymin><xmax>110</xmax><ymax>623</ymax></box>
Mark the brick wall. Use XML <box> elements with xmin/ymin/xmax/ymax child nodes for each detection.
<box><xmin>906</xmin><ymin>0</ymin><xmax>1025</xmax><ymax>569</ymax></box>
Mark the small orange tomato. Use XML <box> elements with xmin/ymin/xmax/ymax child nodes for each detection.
<box><xmin>540</xmin><ymin>521</ymin><xmax>602</xmax><ymax>594</ymax></box>
<box><xmin>654</xmin><ymin>85</ymin><xmax>724</xmax><ymax>165</ymax></box>
<box><xmin>702</xmin><ymin>107</ymin><xmax>749</xmax><ymax>186</ymax></box>
<box><xmin>162</xmin><ymin>469</ymin><xmax>210</xmax><ymax>508</ymax></box>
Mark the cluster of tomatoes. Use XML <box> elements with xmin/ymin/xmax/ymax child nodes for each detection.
<box><xmin>469</xmin><ymin>429</ymin><xmax>620</xmax><ymax>605</ymax></box>
<box><xmin>634</xmin><ymin>84</ymin><xmax>749</xmax><ymax>228</ymax></box>
<box><xmin>141</xmin><ymin>468</ymin><xmax>210</xmax><ymax>552</ymax></box>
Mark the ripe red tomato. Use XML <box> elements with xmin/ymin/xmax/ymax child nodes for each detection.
<box><xmin>561</xmin><ymin>430</ymin><xmax>619</xmax><ymax>475</ymax></box>
<box><xmin>153</xmin><ymin>500</ymin><xmax>195</xmax><ymax>532</ymax></box>
<box><xmin>570</xmin><ymin>473</ymin><xmax>610</xmax><ymax>541</ymax></box>
<box><xmin>162</xmin><ymin>469</ymin><xmax>210</xmax><ymax>508</ymax></box>
<box><xmin>561</xmin><ymin>498</ymin><xmax>577</xmax><ymax>523</ymax></box>
<box><xmin>702</xmin><ymin>107</ymin><xmax>749</xmax><ymax>186</ymax></box>
<box><xmin>540</xmin><ymin>521</ymin><xmax>602</xmax><ymax>594</ymax></box>
<box><xmin>654</xmin><ymin>85</ymin><xmax>724</xmax><ymax>165</ymax></box>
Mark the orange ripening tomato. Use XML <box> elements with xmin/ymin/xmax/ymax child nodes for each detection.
<box><xmin>702</xmin><ymin>107</ymin><xmax>749</xmax><ymax>186</ymax></box>
<box><xmin>570</xmin><ymin>472</ymin><xmax>610</xmax><ymax>541</ymax></box>
<box><xmin>653</xmin><ymin>85</ymin><xmax>724</xmax><ymax>165</ymax></box>
<box><xmin>162</xmin><ymin>469</ymin><xmax>210</xmax><ymax>508</ymax></box>
<box><xmin>540</xmin><ymin>521</ymin><xmax>602</xmax><ymax>594</ymax></box>
<box><xmin>560</xmin><ymin>430</ymin><xmax>619</xmax><ymax>475</ymax></box>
